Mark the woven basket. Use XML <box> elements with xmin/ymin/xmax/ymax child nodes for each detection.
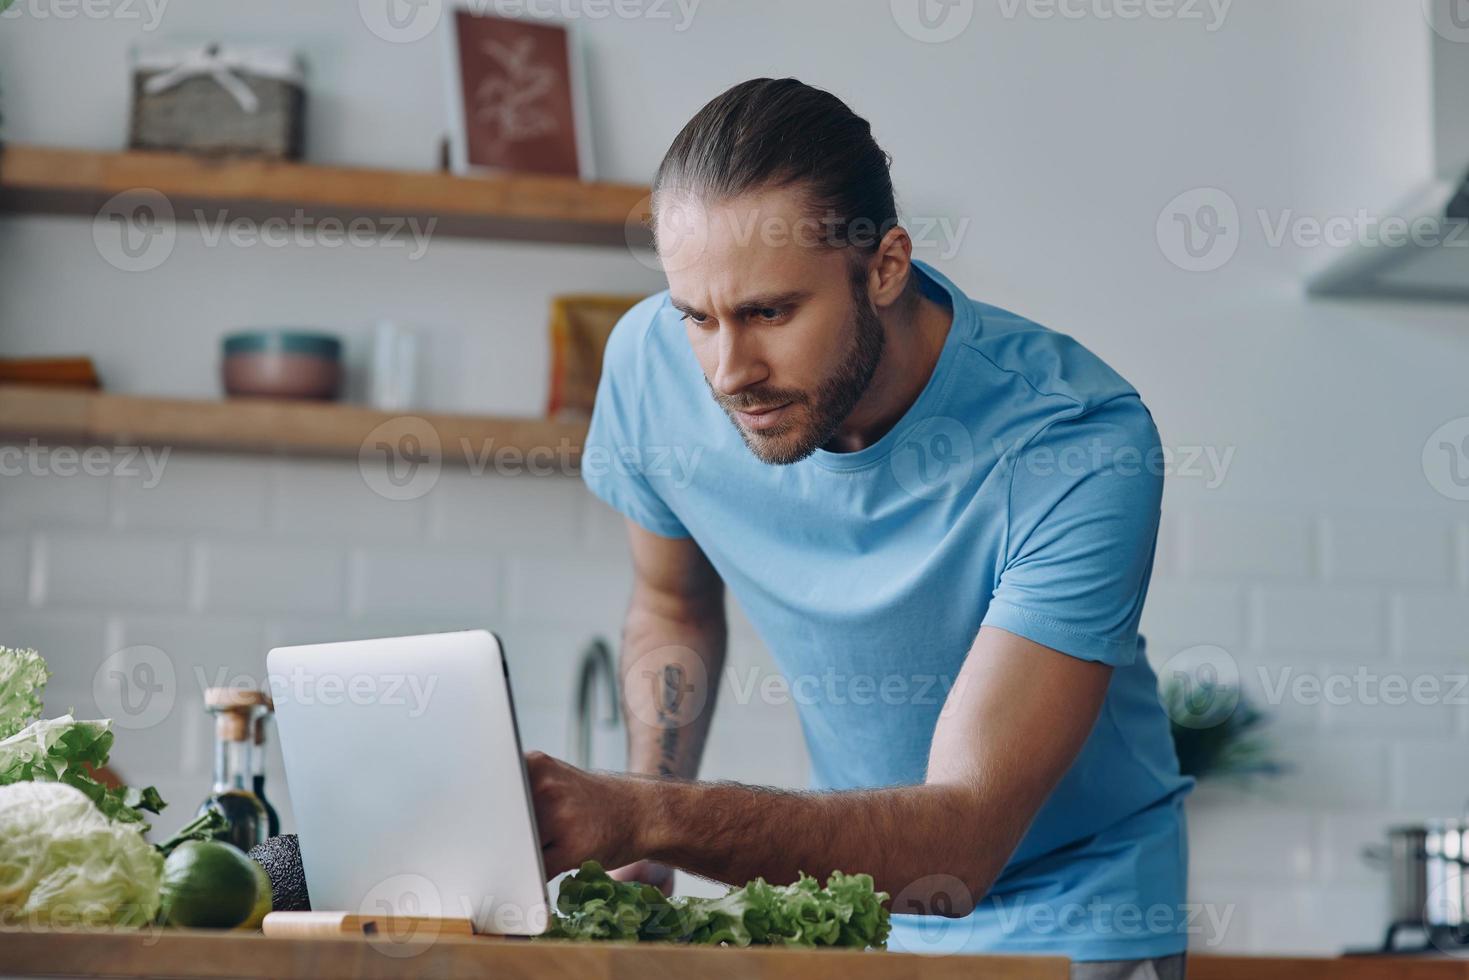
<box><xmin>128</xmin><ymin>44</ymin><xmax>305</xmax><ymax>160</ymax></box>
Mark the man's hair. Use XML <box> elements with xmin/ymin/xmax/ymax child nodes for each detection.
<box><xmin>653</xmin><ymin>78</ymin><xmax>903</xmax><ymax>261</ymax></box>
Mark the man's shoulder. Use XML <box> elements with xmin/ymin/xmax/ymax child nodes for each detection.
<box><xmin>960</xmin><ymin>299</ymin><xmax>1142</xmax><ymax>414</ymax></box>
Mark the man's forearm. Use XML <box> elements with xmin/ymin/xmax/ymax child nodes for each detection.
<box><xmin>633</xmin><ymin>779</ymin><xmax>1013</xmax><ymax>915</ymax></box>
<box><xmin>620</xmin><ymin>591</ymin><xmax>726</xmax><ymax>780</ymax></box>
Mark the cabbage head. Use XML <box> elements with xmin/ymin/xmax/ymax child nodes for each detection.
<box><xmin>0</xmin><ymin>781</ymin><xmax>163</xmax><ymax>929</ymax></box>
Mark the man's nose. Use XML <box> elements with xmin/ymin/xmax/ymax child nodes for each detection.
<box><xmin>711</xmin><ymin>325</ymin><xmax>766</xmax><ymax>397</ymax></box>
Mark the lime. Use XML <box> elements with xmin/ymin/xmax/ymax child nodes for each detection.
<box><xmin>160</xmin><ymin>840</ymin><xmax>260</xmax><ymax>929</ymax></box>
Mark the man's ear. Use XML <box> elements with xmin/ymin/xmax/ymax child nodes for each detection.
<box><xmin>867</xmin><ymin>225</ymin><xmax>916</xmax><ymax>310</ymax></box>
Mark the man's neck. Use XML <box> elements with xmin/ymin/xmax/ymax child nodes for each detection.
<box><xmin>824</xmin><ymin>287</ymin><xmax>954</xmax><ymax>454</ymax></box>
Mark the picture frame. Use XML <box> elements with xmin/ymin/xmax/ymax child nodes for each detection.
<box><xmin>440</xmin><ymin>5</ymin><xmax>596</xmax><ymax>181</ymax></box>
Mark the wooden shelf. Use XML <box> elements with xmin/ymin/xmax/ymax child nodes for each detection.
<box><xmin>0</xmin><ymin>144</ymin><xmax>653</xmax><ymax>247</ymax></box>
<box><xmin>0</xmin><ymin>385</ymin><xmax>587</xmax><ymax>471</ymax></box>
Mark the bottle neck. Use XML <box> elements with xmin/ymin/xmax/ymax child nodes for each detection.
<box><xmin>213</xmin><ymin>736</ymin><xmax>252</xmax><ymax>793</ymax></box>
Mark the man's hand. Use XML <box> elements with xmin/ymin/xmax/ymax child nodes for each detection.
<box><xmin>526</xmin><ymin>751</ymin><xmax>650</xmax><ymax>877</ymax></box>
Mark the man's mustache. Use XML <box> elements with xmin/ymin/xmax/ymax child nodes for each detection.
<box><xmin>706</xmin><ymin>381</ymin><xmax>808</xmax><ymax>413</ymax></box>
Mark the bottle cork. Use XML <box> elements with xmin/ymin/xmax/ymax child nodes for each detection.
<box><xmin>205</xmin><ymin>688</ymin><xmax>270</xmax><ymax>742</ymax></box>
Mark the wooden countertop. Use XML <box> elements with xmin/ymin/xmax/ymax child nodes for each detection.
<box><xmin>0</xmin><ymin>928</ymin><xmax>1063</xmax><ymax>980</ymax></box>
<box><xmin>4</xmin><ymin>930</ymin><xmax>1469</xmax><ymax>979</ymax></box>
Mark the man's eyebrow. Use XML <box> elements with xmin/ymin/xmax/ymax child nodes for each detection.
<box><xmin>669</xmin><ymin>291</ymin><xmax>810</xmax><ymax>317</ymax></box>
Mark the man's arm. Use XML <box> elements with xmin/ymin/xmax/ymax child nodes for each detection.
<box><xmin>619</xmin><ymin>518</ymin><xmax>727</xmax><ymax>780</ymax></box>
<box><xmin>529</xmin><ymin>624</ymin><xmax>1110</xmax><ymax>913</ymax></box>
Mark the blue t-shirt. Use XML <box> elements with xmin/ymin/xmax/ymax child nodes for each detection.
<box><xmin>581</xmin><ymin>260</ymin><xmax>1192</xmax><ymax>962</ymax></box>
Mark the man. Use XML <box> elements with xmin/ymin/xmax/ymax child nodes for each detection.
<box><xmin>528</xmin><ymin>77</ymin><xmax>1191</xmax><ymax>978</ymax></box>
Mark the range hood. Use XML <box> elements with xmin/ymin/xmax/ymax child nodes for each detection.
<box><xmin>1308</xmin><ymin>6</ymin><xmax>1469</xmax><ymax>302</ymax></box>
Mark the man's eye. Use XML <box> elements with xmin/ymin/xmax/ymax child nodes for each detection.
<box><xmin>753</xmin><ymin>308</ymin><xmax>786</xmax><ymax>322</ymax></box>
<box><xmin>681</xmin><ymin>312</ymin><xmax>710</xmax><ymax>327</ymax></box>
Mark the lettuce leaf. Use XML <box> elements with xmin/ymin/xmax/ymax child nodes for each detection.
<box><xmin>0</xmin><ymin>647</ymin><xmax>48</xmax><ymax>740</ymax></box>
<box><xmin>0</xmin><ymin>715</ymin><xmax>166</xmax><ymax>826</ymax></box>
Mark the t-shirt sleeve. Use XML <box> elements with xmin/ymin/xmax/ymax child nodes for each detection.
<box><xmin>980</xmin><ymin>395</ymin><xmax>1164</xmax><ymax>667</ymax></box>
<box><xmin>579</xmin><ymin>298</ymin><xmax>691</xmax><ymax>539</ymax></box>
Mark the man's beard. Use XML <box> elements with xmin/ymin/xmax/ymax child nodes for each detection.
<box><xmin>707</xmin><ymin>277</ymin><xmax>886</xmax><ymax>466</ymax></box>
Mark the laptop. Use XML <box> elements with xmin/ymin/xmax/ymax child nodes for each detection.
<box><xmin>267</xmin><ymin>630</ymin><xmax>549</xmax><ymax>936</ymax></box>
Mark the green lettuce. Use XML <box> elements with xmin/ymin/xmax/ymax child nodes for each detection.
<box><xmin>0</xmin><ymin>780</ymin><xmax>164</xmax><ymax>928</ymax></box>
<box><xmin>546</xmin><ymin>861</ymin><xmax>890</xmax><ymax>949</ymax></box>
<box><xmin>0</xmin><ymin>647</ymin><xmax>49</xmax><ymax>740</ymax></box>
<box><xmin>0</xmin><ymin>647</ymin><xmax>165</xmax><ymax>826</ymax></box>
<box><xmin>0</xmin><ymin>715</ymin><xmax>166</xmax><ymax>826</ymax></box>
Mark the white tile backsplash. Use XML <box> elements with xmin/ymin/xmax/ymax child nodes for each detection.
<box><xmin>1321</xmin><ymin>513</ymin><xmax>1456</xmax><ymax>587</ymax></box>
<box><xmin>1184</xmin><ymin>509</ymin><xmax>1315</xmax><ymax>581</ymax></box>
<box><xmin>1251</xmin><ymin>585</ymin><xmax>1388</xmax><ymax>658</ymax></box>
<box><xmin>113</xmin><ymin>454</ymin><xmax>270</xmax><ymax>533</ymax></box>
<box><xmin>36</xmin><ymin>531</ymin><xmax>191</xmax><ymax>610</ymax></box>
<box><xmin>196</xmin><ymin>539</ymin><xmax>346</xmax><ymax>615</ymax></box>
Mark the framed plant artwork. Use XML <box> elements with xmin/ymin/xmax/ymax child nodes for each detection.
<box><xmin>441</xmin><ymin>6</ymin><xmax>595</xmax><ymax>180</ymax></box>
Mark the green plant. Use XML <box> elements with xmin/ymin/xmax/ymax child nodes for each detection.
<box><xmin>1161</xmin><ymin>673</ymin><xmax>1282</xmax><ymax>781</ymax></box>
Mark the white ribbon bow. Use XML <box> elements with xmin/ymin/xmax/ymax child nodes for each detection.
<box><xmin>141</xmin><ymin>44</ymin><xmax>301</xmax><ymax>115</ymax></box>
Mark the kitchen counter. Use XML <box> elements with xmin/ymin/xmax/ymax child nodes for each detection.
<box><xmin>0</xmin><ymin>928</ymin><xmax>1062</xmax><ymax>979</ymax></box>
<box><xmin>3</xmin><ymin>930</ymin><xmax>1469</xmax><ymax>979</ymax></box>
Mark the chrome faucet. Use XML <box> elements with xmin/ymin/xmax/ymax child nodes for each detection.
<box><xmin>570</xmin><ymin>637</ymin><xmax>620</xmax><ymax>769</ymax></box>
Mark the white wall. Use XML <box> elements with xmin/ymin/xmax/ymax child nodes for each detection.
<box><xmin>3</xmin><ymin>0</ymin><xmax>1468</xmax><ymax>956</ymax></box>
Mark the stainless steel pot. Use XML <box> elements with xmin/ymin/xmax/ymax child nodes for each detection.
<box><xmin>1364</xmin><ymin>821</ymin><xmax>1469</xmax><ymax>951</ymax></box>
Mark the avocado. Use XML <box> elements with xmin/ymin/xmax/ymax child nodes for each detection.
<box><xmin>248</xmin><ymin>834</ymin><xmax>312</xmax><ymax>913</ymax></box>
